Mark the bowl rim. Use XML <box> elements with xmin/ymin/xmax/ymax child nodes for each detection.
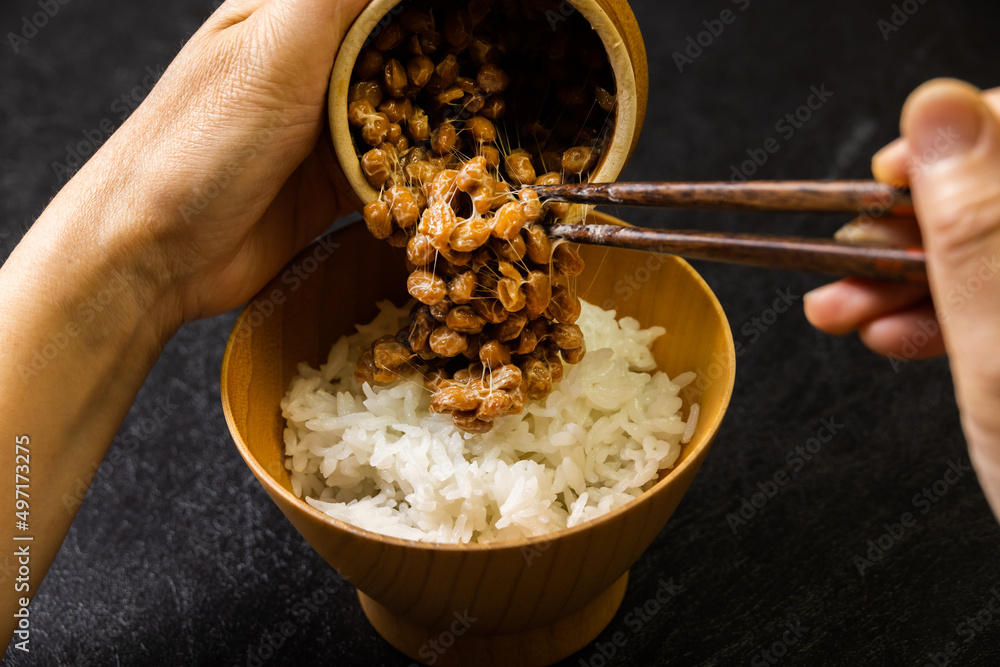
<box><xmin>327</xmin><ymin>0</ymin><xmax>640</xmax><ymax>210</ymax></box>
<box><xmin>221</xmin><ymin>221</ymin><xmax>736</xmax><ymax>553</ymax></box>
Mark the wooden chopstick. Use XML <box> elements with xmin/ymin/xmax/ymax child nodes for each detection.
<box><xmin>532</xmin><ymin>180</ymin><xmax>914</xmax><ymax>217</ymax></box>
<box><xmin>545</xmin><ymin>223</ymin><xmax>928</xmax><ymax>283</ymax></box>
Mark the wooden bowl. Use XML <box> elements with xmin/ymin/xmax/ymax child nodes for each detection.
<box><xmin>326</xmin><ymin>0</ymin><xmax>650</xmax><ymax>216</ymax></box>
<box><xmin>221</xmin><ymin>211</ymin><xmax>735</xmax><ymax>666</ymax></box>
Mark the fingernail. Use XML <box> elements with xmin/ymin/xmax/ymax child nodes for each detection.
<box><xmin>906</xmin><ymin>82</ymin><xmax>984</xmax><ymax>164</ymax></box>
<box><xmin>803</xmin><ymin>283</ymin><xmax>835</xmax><ymax>304</ymax></box>
<box><xmin>834</xmin><ymin>217</ymin><xmax>912</xmax><ymax>246</ymax></box>
<box><xmin>834</xmin><ymin>220</ymin><xmax>869</xmax><ymax>243</ymax></box>
<box><xmin>871</xmin><ymin>138</ymin><xmax>911</xmax><ymax>188</ymax></box>
<box><xmin>871</xmin><ymin>139</ymin><xmax>902</xmax><ymax>165</ymax></box>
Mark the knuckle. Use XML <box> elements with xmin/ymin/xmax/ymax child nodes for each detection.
<box><xmin>924</xmin><ymin>195</ymin><xmax>1000</xmax><ymax>261</ymax></box>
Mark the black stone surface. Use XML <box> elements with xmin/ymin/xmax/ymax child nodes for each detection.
<box><xmin>3</xmin><ymin>0</ymin><xmax>1000</xmax><ymax>665</ymax></box>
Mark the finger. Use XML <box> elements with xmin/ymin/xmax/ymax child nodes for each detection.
<box><xmin>256</xmin><ymin>0</ymin><xmax>371</xmax><ymax>63</ymax></box>
<box><xmin>904</xmin><ymin>80</ymin><xmax>1000</xmax><ymax>382</ymax></box>
<box><xmin>870</xmin><ymin>88</ymin><xmax>1000</xmax><ymax>187</ymax></box>
<box><xmin>901</xmin><ymin>79</ymin><xmax>1000</xmax><ymax>512</ymax></box>
<box><xmin>872</xmin><ymin>138</ymin><xmax>911</xmax><ymax>187</ymax></box>
<box><xmin>254</xmin><ymin>147</ymin><xmax>347</xmax><ymax>266</ymax></box>
<box><xmin>205</xmin><ymin>0</ymin><xmax>271</xmax><ymax>28</ymax></box>
<box><xmin>833</xmin><ymin>215</ymin><xmax>923</xmax><ymax>247</ymax></box>
<box><xmin>131</xmin><ymin>0</ymin><xmax>370</xmax><ymax>236</ymax></box>
<box><xmin>224</xmin><ymin>0</ymin><xmax>371</xmax><ymax>106</ymax></box>
<box><xmin>804</xmin><ymin>278</ymin><xmax>930</xmax><ymax>336</ymax></box>
<box><xmin>856</xmin><ymin>300</ymin><xmax>946</xmax><ymax>359</ymax></box>
<box><xmin>902</xmin><ymin>80</ymin><xmax>1000</xmax><ymax>338</ymax></box>
<box><xmin>980</xmin><ymin>86</ymin><xmax>1000</xmax><ymax>115</ymax></box>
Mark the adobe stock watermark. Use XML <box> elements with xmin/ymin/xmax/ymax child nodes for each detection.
<box><xmin>877</xmin><ymin>0</ymin><xmax>933</xmax><ymax>41</ymax></box>
<box><xmin>178</xmin><ymin>110</ymin><xmax>288</xmax><ymax>223</ymax></box>
<box><xmin>233</xmin><ymin>236</ymin><xmax>341</xmax><ymax>342</ymax></box>
<box><xmin>51</xmin><ymin>65</ymin><xmax>165</xmax><ymax>182</ymax></box>
<box><xmin>362</xmin><ymin>1</ymin><xmax>404</xmax><ymax>49</ymax></box>
<box><xmin>839</xmin><ymin>125</ymin><xmax>956</xmax><ymax>244</ymax></box>
<box><xmin>907</xmin><ymin>126</ymin><xmax>961</xmax><ymax>181</ymax></box>
<box><xmin>833</xmin><ymin>185</ymin><xmax>911</xmax><ymax>241</ymax></box>
<box><xmin>935</xmin><ymin>253</ymin><xmax>1000</xmax><ymax>313</ymax></box>
<box><xmin>851</xmin><ymin>457</ymin><xmax>972</xmax><ymax>576</ymax></box>
<box><xmin>521</xmin><ymin>535</ymin><xmax>554</xmax><ymax>566</ymax></box>
<box><xmin>61</xmin><ymin>392</ymin><xmax>180</xmax><ymax>513</ymax></box>
<box><xmin>600</xmin><ymin>252</ymin><xmax>669</xmax><ymax>311</ymax></box>
<box><xmin>726</xmin><ymin>416</ymin><xmax>844</xmax><ymax>534</ymax></box>
<box><xmin>749</xmin><ymin>619</ymin><xmax>810</xmax><ymax>666</ymax></box>
<box><xmin>671</xmin><ymin>0</ymin><xmax>752</xmax><ymax>73</ymax></box>
<box><xmin>920</xmin><ymin>585</ymin><xmax>1000</xmax><ymax>667</ymax></box>
<box><xmin>545</xmin><ymin>1</ymin><xmax>578</xmax><ymax>30</ymax></box>
<box><xmin>955</xmin><ymin>586</ymin><xmax>1000</xmax><ymax>647</ymax></box>
<box><xmin>16</xmin><ymin>269</ymin><xmax>130</xmax><ymax>384</ymax></box>
<box><xmin>7</xmin><ymin>0</ymin><xmax>72</xmax><ymax>55</ymax></box>
<box><xmin>888</xmin><ymin>253</ymin><xmax>999</xmax><ymax>371</ymax></box>
<box><xmin>738</xmin><ymin>288</ymin><xmax>800</xmax><ymax>345</ymax></box>
<box><xmin>190</xmin><ymin>488</ymin><xmax>256</xmax><ymax>558</ymax></box>
<box><xmin>730</xmin><ymin>84</ymin><xmax>835</xmax><ymax>182</ymax></box>
<box><xmin>575</xmin><ymin>577</ymin><xmax>684</xmax><ymax>667</ymax></box>
<box><xmin>407</xmin><ymin>610</ymin><xmax>477</xmax><ymax>666</ymax></box>
<box><xmin>243</xmin><ymin>568</ymin><xmax>349</xmax><ymax>666</ymax></box>
<box><xmin>685</xmin><ymin>287</ymin><xmax>800</xmax><ymax>398</ymax></box>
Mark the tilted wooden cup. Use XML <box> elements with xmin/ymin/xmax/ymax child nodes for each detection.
<box><xmin>325</xmin><ymin>0</ymin><xmax>650</xmax><ymax>221</ymax></box>
<box><xmin>221</xmin><ymin>212</ymin><xmax>736</xmax><ymax>666</ymax></box>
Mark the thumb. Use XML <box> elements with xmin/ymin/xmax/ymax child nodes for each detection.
<box><xmin>244</xmin><ymin>0</ymin><xmax>371</xmax><ymax>103</ymax></box>
<box><xmin>902</xmin><ymin>79</ymin><xmax>1000</xmax><ymax>513</ymax></box>
<box><xmin>114</xmin><ymin>0</ymin><xmax>370</xmax><ymax>227</ymax></box>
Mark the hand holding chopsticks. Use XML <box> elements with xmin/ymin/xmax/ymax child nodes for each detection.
<box><xmin>532</xmin><ymin>180</ymin><xmax>925</xmax><ymax>282</ymax></box>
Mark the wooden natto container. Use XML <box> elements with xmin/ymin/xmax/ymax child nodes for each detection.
<box><xmin>326</xmin><ymin>0</ymin><xmax>650</xmax><ymax>220</ymax></box>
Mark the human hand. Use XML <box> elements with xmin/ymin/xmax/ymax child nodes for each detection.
<box><xmin>804</xmin><ymin>79</ymin><xmax>1000</xmax><ymax>516</ymax></box>
<box><xmin>50</xmin><ymin>0</ymin><xmax>369</xmax><ymax>326</ymax></box>
<box><xmin>0</xmin><ymin>0</ymin><xmax>369</xmax><ymax>647</ymax></box>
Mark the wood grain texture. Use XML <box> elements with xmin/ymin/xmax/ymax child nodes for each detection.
<box><xmin>220</xmin><ymin>212</ymin><xmax>736</xmax><ymax>666</ymax></box>
<box><xmin>325</xmin><ymin>0</ymin><xmax>649</xmax><ymax>212</ymax></box>
<box><xmin>358</xmin><ymin>574</ymin><xmax>629</xmax><ymax>667</ymax></box>
<box><xmin>597</xmin><ymin>0</ymin><xmax>648</xmax><ymax>159</ymax></box>
<box><xmin>532</xmin><ymin>180</ymin><xmax>914</xmax><ymax>216</ymax></box>
<box><xmin>547</xmin><ymin>223</ymin><xmax>928</xmax><ymax>283</ymax></box>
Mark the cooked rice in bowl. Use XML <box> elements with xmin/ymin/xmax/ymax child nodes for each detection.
<box><xmin>281</xmin><ymin>299</ymin><xmax>698</xmax><ymax>544</ymax></box>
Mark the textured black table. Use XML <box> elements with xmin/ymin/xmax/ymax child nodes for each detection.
<box><xmin>3</xmin><ymin>0</ymin><xmax>1000</xmax><ymax>665</ymax></box>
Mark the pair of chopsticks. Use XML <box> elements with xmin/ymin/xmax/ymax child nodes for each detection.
<box><xmin>532</xmin><ymin>181</ymin><xmax>926</xmax><ymax>283</ymax></box>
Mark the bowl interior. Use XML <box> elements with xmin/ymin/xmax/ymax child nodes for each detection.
<box><xmin>222</xmin><ymin>211</ymin><xmax>735</xmax><ymax>547</ymax></box>
<box><xmin>221</xmin><ymin>213</ymin><xmax>735</xmax><ymax>654</ymax></box>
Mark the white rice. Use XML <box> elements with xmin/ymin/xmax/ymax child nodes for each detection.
<box><xmin>281</xmin><ymin>300</ymin><xmax>699</xmax><ymax>544</ymax></box>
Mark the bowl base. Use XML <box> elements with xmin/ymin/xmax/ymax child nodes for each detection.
<box><xmin>357</xmin><ymin>572</ymin><xmax>629</xmax><ymax>666</ymax></box>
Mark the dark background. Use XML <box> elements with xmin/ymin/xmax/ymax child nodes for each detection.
<box><xmin>3</xmin><ymin>0</ymin><xmax>1000</xmax><ymax>665</ymax></box>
